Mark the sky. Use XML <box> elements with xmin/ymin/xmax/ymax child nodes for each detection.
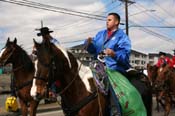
<box><xmin>0</xmin><ymin>0</ymin><xmax>175</xmax><ymax>55</ymax></box>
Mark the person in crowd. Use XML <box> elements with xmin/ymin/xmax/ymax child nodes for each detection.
<box><xmin>33</xmin><ymin>27</ymin><xmax>61</xmax><ymax>103</ymax></box>
<box><xmin>156</xmin><ymin>51</ymin><xmax>171</xmax><ymax>68</ymax></box>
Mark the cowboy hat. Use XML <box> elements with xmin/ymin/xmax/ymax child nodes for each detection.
<box><xmin>37</xmin><ymin>27</ymin><xmax>53</xmax><ymax>36</ymax></box>
<box><xmin>159</xmin><ymin>51</ymin><xmax>166</xmax><ymax>56</ymax></box>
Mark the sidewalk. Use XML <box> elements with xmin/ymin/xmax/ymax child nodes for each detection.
<box><xmin>0</xmin><ymin>102</ymin><xmax>61</xmax><ymax>116</ymax></box>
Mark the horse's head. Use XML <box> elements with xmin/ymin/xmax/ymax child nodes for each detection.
<box><xmin>30</xmin><ymin>39</ymin><xmax>54</xmax><ymax>100</ymax></box>
<box><xmin>0</xmin><ymin>38</ymin><xmax>18</xmax><ymax>65</ymax></box>
<box><xmin>30</xmin><ymin>39</ymin><xmax>71</xmax><ymax>100</ymax></box>
<box><xmin>147</xmin><ymin>64</ymin><xmax>158</xmax><ymax>84</ymax></box>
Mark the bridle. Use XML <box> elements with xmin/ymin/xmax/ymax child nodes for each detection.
<box><xmin>1</xmin><ymin>46</ymin><xmax>33</xmax><ymax>92</ymax></box>
<box><xmin>1</xmin><ymin>46</ymin><xmax>15</xmax><ymax>65</ymax></box>
<box><xmin>34</xmin><ymin>55</ymin><xmax>56</xmax><ymax>99</ymax></box>
<box><xmin>34</xmin><ymin>53</ymin><xmax>79</xmax><ymax>96</ymax></box>
<box><xmin>1</xmin><ymin>46</ymin><xmax>25</xmax><ymax>72</ymax></box>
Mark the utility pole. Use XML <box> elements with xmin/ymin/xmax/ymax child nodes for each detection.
<box><xmin>125</xmin><ymin>0</ymin><xmax>129</xmax><ymax>35</ymax></box>
<box><xmin>119</xmin><ymin>0</ymin><xmax>135</xmax><ymax>36</ymax></box>
<box><xmin>41</xmin><ymin>20</ymin><xmax>43</xmax><ymax>28</ymax></box>
<box><xmin>35</xmin><ymin>20</ymin><xmax>44</xmax><ymax>31</ymax></box>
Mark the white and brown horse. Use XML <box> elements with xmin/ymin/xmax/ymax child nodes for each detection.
<box><xmin>30</xmin><ymin>39</ymin><xmax>107</xmax><ymax>116</ymax></box>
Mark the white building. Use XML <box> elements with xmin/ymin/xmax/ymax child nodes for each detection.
<box><xmin>69</xmin><ymin>44</ymin><xmax>173</xmax><ymax>69</ymax></box>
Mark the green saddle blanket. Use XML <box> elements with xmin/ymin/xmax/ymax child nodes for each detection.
<box><xmin>106</xmin><ymin>68</ymin><xmax>147</xmax><ymax>116</ymax></box>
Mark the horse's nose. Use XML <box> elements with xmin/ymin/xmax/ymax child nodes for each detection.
<box><xmin>35</xmin><ymin>93</ymin><xmax>42</xmax><ymax>101</ymax></box>
<box><xmin>154</xmin><ymin>84</ymin><xmax>157</xmax><ymax>89</ymax></box>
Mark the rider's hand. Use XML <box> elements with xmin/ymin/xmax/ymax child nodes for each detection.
<box><xmin>87</xmin><ymin>37</ymin><xmax>92</xmax><ymax>46</ymax></box>
<box><xmin>104</xmin><ymin>48</ymin><xmax>115</xmax><ymax>57</ymax></box>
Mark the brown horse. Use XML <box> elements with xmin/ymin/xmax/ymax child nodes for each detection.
<box><xmin>156</xmin><ymin>64</ymin><xmax>175</xmax><ymax>95</ymax></box>
<box><xmin>147</xmin><ymin>64</ymin><xmax>166</xmax><ymax>112</ymax></box>
<box><xmin>0</xmin><ymin>38</ymin><xmax>39</xmax><ymax>116</ymax></box>
<box><xmin>147</xmin><ymin>64</ymin><xmax>175</xmax><ymax>116</ymax></box>
<box><xmin>30</xmin><ymin>39</ymin><xmax>107</xmax><ymax>116</ymax></box>
<box><xmin>156</xmin><ymin>64</ymin><xmax>175</xmax><ymax>115</ymax></box>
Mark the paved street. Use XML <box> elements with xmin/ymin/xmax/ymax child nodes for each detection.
<box><xmin>0</xmin><ymin>74</ymin><xmax>175</xmax><ymax>116</ymax></box>
<box><xmin>34</xmin><ymin>110</ymin><xmax>64</xmax><ymax>116</ymax></box>
<box><xmin>0</xmin><ymin>95</ymin><xmax>175</xmax><ymax>116</ymax></box>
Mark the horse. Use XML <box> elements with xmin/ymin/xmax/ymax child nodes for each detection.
<box><xmin>155</xmin><ymin>64</ymin><xmax>175</xmax><ymax>116</ymax></box>
<box><xmin>156</xmin><ymin>64</ymin><xmax>175</xmax><ymax>94</ymax></box>
<box><xmin>147</xmin><ymin>64</ymin><xmax>175</xmax><ymax>116</ymax></box>
<box><xmin>30</xmin><ymin>39</ymin><xmax>107</xmax><ymax>116</ymax></box>
<box><xmin>0</xmin><ymin>38</ymin><xmax>39</xmax><ymax>116</ymax></box>
<box><xmin>147</xmin><ymin>64</ymin><xmax>166</xmax><ymax>112</ymax></box>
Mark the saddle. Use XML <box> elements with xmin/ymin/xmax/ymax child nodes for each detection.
<box><xmin>89</xmin><ymin>60</ymin><xmax>109</xmax><ymax>95</ymax></box>
<box><xmin>126</xmin><ymin>68</ymin><xmax>148</xmax><ymax>82</ymax></box>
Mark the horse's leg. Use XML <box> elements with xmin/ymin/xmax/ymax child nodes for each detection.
<box><xmin>164</xmin><ymin>95</ymin><xmax>171</xmax><ymax>116</ymax></box>
<box><xmin>19</xmin><ymin>99</ymin><xmax>28</xmax><ymax>116</ymax></box>
<box><xmin>158</xmin><ymin>91</ymin><xmax>166</xmax><ymax>110</ymax></box>
<box><xmin>29</xmin><ymin>100</ymin><xmax>39</xmax><ymax>116</ymax></box>
<box><xmin>154</xmin><ymin>92</ymin><xmax>159</xmax><ymax>112</ymax></box>
<box><xmin>156</xmin><ymin>92</ymin><xmax>164</xmax><ymax>112</ymax></box>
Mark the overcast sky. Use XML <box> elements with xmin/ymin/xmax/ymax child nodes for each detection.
<box><xmin>0</xmin><ymin>0</ymin><xmax>175</xmax><ymax>54</ymax></box>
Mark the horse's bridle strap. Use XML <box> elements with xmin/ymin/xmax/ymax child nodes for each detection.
<box><xmin>15</xmin><ymin>80</ymin><xmax>33</xmax><ymax>91</ymax></box>
<box><xmin>2</xmin><ymin>48</ymin><xmax>15</xmax><ymax>65</ymax></box>
<box><xmin>34</xmin><ymin>77</ymin><xmax>48</xmax><ymax>82</ymax></box>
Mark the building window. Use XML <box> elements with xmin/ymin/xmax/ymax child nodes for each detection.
<box><xmin>135</xmin><ymin>54</ymin><xmax>139</xmax><ymax>58</ymax></box>
<box><xmin>141</xmin><ymin>61</ymin><xmax>145</xmax><ymax>65</ymax></box>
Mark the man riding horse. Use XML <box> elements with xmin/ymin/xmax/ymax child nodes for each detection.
<box><xmin>156</xmin><ymin>52</ymin><xmax>171</xmax><ymax>68</ymax></box>
<box><xmin>31</xmin><ymin>27</ymin><xmax>61</xmax><ymax>101</ymax></box>
<box><xmin>85</xmin><ymin>12</ymin><xmax>147</xmax><ymax>116</ymax></box>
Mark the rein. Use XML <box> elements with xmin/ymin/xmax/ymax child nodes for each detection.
<box><xmin>2</xmin><ymin>47</ymin><xmax>15</xmax><ymax>65</ymax></box>
<box><xmin>13</xmin><ymin>65</ymin><xmax>24</xmax><ymax>72</ymax></box>
<box><xmin>59</xmin><ymin>62</ymin><xmax>83</xmax><ymax>95</ymax></box>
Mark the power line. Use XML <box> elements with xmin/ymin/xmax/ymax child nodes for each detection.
<box><xmin>21</xmin><ymin>0</ymin><xmax>106</xmax><ymax>18</ymax></box>
<box><xmin>130</xmin><ymin>25</ymin><xmax>175</xmax><ymax>28</ymax></box>
<box><xmin>132</xmin><ymin>3</ymin><xmax>175</xmax><ymax>40</ymax></box>
<box><xmin>0</xmin><ymin>0</ymin><xmax>106</xmax><ymax>21</ymax></box>
<box><xmin>130</xmin><ymin>21</ymin><xmax>175</xmax><ymax>43</ymax></box>
<box><xmin>53</xmin><ymin>0</ymin><xmax>124</xmax><ymax>32</ymax></box>
<box><xmin>134</xmin><ymin>2</ymin><xmax>175</xmax><ymax>30</ymax></box>
<box><xmin>54</xmin><ymin>1</ymin><xmax>123</xmax><ymax>31</ymax></box>
<box><xmin>152</xmin><ymin>0</ymin><xmax>175</xmax><ymax>19</ymax></box>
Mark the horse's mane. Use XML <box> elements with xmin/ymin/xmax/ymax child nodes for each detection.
<box><xmin>51</xmin><ymin>43</ymin><xmax>75</xmax><ymax>69</ymax></box>
<box><xmin>15</xmin><ymin>44</ymin><xmax>34</xmax><ymax>72</ymax></box>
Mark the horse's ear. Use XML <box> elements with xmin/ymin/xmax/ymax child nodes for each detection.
<box><xmin>14</xmin><ymin>38</ymin><xmax>17</xmax><ymax>44</ymax></box>
<box><xmin>7</xmin><ymin>37</ymin><xmax>10</xmax><ymax>43</ymax></box>
<box><xmin>5</xmin><ymin>37</ymin><xmax>10</xmax><ymax>46</ymax></box>
<box><xmin>33</xmin><ymin>38</ymin><xmax>39</xmax><ymax>47</ymax></box>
